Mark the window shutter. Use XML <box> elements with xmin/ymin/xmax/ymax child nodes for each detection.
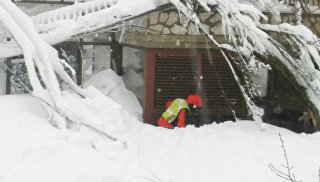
<box><xmin>154</xmin><ymin>56</ymin><xmax>197</xmax><ymax>120</ymax></box>
<box><xmin>201</xmin><ymin>56</ymin><xmax>247</xmax><ymax>118</ymax></box>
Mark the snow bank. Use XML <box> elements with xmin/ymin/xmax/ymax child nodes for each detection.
<box><xmin>0</xmin><ymin>95</ymin><xmax>143</xmax><ymax>182</ymax></box>
<box><xmin>83</xmin><ymin>68</ymin><xmax>143</xmax><ymax>120</ymax></box>
<box><xmin>0</xmin><ymin>95</ymin><xmax>320</xmax><ymax>182</ymax></box>
<box><xmin>0</xmin><ymin>94</ymin><xmax>48</xmax><ymax>119</ymax></box>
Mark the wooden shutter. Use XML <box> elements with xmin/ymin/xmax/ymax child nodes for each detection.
<box><xmin>201</xmin><ymin>54</ymin><xmax>247</xmax><ymax>118</ymax></box>
<box><xmin>154</xmin><ymin>56</ymin><xmax>197</xmax><ymax>120</ymax></box>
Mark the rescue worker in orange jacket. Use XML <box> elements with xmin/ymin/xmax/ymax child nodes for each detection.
<box><xmin>157</xmin><ymin>94</ymin><xmax>203</xmax><ymax>128</ymax></box>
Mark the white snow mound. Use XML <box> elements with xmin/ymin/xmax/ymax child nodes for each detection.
<box><xmin>83</xmin><ymin>68</ymin><xmax>143</xmax><ymax>120</ymax></box>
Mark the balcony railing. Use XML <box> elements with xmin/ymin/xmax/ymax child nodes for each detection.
<box><xmin>282</xmin><ymin>0</ymin><xmax>320</xmax><ymax>6</ymax></box>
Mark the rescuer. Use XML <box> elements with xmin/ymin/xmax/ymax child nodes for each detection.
<box><xmin>157</xmin><ymin>94</ymin><xmax>203</xmax><ymax>128</ymax></box>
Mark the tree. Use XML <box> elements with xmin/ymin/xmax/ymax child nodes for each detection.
<box><xmin>169</xmin><ymin>0</ymin><xmax>320</xmax><ymax>128</ymax></box>
<box><xmin>0</xmin><ymin>0</ymin><xmax>320</xmax><ymax>130</ymax></box>
<box><xmin>0</xmin><ymin>0</ymin><xmax>120</xmax><ymax>141</ymax></box>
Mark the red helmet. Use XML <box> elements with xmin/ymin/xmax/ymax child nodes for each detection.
<box><xmin>186</xmin><ymin>94</ymin><xmax>203</xmax><ymax>107</ymax></box>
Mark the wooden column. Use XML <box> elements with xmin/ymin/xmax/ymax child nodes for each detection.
<box><xmin>5</xmin><ymin>58</ymin><xmax>12</xmax><ymax>95</ymax></box>
<box><xmin>77</xmin><ymin>38</ymin><xmax>83</xmax><ymax>86</ymax></box>
<box><xmin>143</xmin><ymin>49</ymin><xmax>156</xmax><ymax>124</ymax></box>
<box><xmin>110</xmin><ymin>33</ymin><xmax>123</xmax><ymax>75</ymax></box>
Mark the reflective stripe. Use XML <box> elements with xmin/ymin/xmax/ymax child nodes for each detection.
<box><xmin>167</xmin><ymin>108</ymin><xmax>175</xmax><ymax>123</ymax></box>
<box><xmin>167</xmin><ymin>108</ymin><xmax>174</xmax><ymax>116</ymax></box>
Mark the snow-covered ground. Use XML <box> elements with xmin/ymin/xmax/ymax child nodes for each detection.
<box><xmin>1</xmin><ymin>79</ymin><xmax>320</xmax><ymax>182</ymax></box>
<box><xmin>1</xmin><ymin>0</ymin><xmax>320</xmax><ymax>181</ymax></box>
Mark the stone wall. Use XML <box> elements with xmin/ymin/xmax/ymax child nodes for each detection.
<box><xmin>142</xmin><ymin>9</ymin><xmax>320</xmax><ymax>36</ymax></box>
<box><xmin>123</xmin><ymin>8</ymin><xmax>320</xmax><ymax>48</ymax></box>
<box><xmin>133</xmin><ymin>9</ymin><xmax>223</xmax><ymax>36</ymax></box>
<box><xmin>123</xmin><ymin>8</ymin><xmax>225</xmax><ymax>48</ymax></box>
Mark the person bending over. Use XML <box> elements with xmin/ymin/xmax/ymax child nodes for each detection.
<box><xmin>157</xmin><ymin>94</ymin><xmax>203</xmax><ymax>128</ymax></box>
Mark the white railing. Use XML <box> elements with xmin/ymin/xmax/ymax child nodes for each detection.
<box><xmin>32</xmin><ymin>0</ymin><xmax>118</xmax><ymax>26</ymax></box>
<box><xmin>282</xmin><ymin>0</ymin><xmax>320</xmax><ymax>6</ymax></box>
<box><xmin>0</xmin><ymin>0</ymin><xmax>165</xmax><ymax>58</ymax></box>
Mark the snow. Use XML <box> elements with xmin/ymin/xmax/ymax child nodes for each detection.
<box><xmin>251</xmin><ymin>66</ymin><xmax>268</xmax><ymax>97</ymax></box>
<box><xmin>0</xmin><ymin>65</ymin><xmax>316</xmax><ymax>182</ymax></box>
<box><xmin>1</xmin><ymin>93</ymin><xmax>320</xmax><ymax>182</ymax></box>
<box><xmin>1</xmin><ymin>1</ymin><xmax>320</xmax><ymax>181</ymax></box>
<box><xmin>2</xmin><ymin>0</ymin><xmax>320</xmax><ymax>124</ymax></box>
<box><xmin>0</xmin><ymin>0</ymin><xmax>165</xmax><ymax>58</ymax></box>
<box><xmin>122</xmin><ymin>68</ymin><xmax>144</xmax><ymax>102</ymax></box>
<box><xmin>83</xmin><ymin>68</ymin><xmax>143</xmax><ymax>120</ymax></box>
<box><xmin>0</xmin><ymin>94</ymin><xmax>48</xmax><ymax>118</ymax></box>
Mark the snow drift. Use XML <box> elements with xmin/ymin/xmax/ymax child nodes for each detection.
<box><xmin>83</xmin><ymin>68</ymin><xmax>143</xmax><ymax>120</ymax></box>
<box><xmin>0</xmin><ymin>94</ymin><xmax>320</xmax><ymax>182</ymax></box>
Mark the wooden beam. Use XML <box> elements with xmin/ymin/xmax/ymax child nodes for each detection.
<box><xmin>110</xmin><ymin>33</ymin><xmax>123</xmax><ymax>75</ymax></box>
<box><xmin>122</xmin><ymin>33</ymin><xmax>227</xmax><ymax>49</ymax></box>
<box><xmin>81</xmin><ymin>41</ymin><xmax>111</xmax><ymax>46</ymax></box>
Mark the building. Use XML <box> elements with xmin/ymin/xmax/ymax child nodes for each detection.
<box><xmin>2</xmin><ymin>0</ymin><xmax>320</xmax><ymax>132</ymax></box>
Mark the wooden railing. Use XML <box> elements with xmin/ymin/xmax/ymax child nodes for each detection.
<box><xmin>282</xmin><ymin>0</ymin><xmax>320</xmax><ymax>6</ymax></box>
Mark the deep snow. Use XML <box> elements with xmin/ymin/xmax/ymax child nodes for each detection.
<box><xmin>0</xmin><ymin>0</ymin><xmax>320</xmax><ymax>181</ymax></box>
<box><xmin>1</xmin><ymin>92</ymin><xmax>320</xmax><ymax>182</ymax></box>
<box><xmin>83</xmin><ymin>68</ymin><xmax>143</xmax><ymax>120</ymax></box>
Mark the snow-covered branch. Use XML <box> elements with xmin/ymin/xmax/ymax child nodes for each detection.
<box><xmin>168</xmin><ymin>0</ymin><xmax>320</xmax><ymax>126</ymax></box>
<box><xmin>0</xmin><ymin>0</ymin><xmax>122</xmax><ymax>141</ymax></box>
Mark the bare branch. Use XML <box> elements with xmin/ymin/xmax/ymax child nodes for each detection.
<box><xmin>269</xmin><ymin>133</ymin><xmax>301</xmax><ymax>182</ymax></box>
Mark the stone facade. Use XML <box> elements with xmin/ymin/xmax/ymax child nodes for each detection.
<box><xmin>123</xmin><ymin>7</ymin><xmax>320</xmax><ymax>49</ymax></box>
<box><xmin>124</xmin><ymin>8</ymin><xmax>225</xmax><ymax>49</ymax></box>
<box><xmin>141</xmin><ymin>9</ymin><xmax>320</xmax><ymax>36</ymax></box>
<box><xmin>130</xmin><ymin>8</ymin><xmax>223</xmax><ymax>36</ymax></box>
<box><xmin>142</xmin><ymin>9</ymin><xmax>224</xmax><ymax>36</ymax></box>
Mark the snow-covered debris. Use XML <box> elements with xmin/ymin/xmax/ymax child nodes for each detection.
<box><xmin>83</xmin><ymin>68</ymin><xmax>143</xmax><ymax>120</ymax></box>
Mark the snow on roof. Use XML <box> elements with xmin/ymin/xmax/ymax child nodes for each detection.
<box><xmin>0</xmin><ymin>0</ymin><xmax>169</xmax><ymax>58</ymax></box>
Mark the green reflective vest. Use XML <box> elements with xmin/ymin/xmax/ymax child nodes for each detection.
<box><xmin>162</xmin><ymin>98</ymin><xmax>190</xmax><ymax>123</ymax></box>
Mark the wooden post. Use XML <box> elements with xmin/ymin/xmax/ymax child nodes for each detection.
<box><xmin>77</xmin><ymin>38</ymin><xmax>83</xmax><ymax>86</ymax></box>
<box><xmin>143</xmin><ymin>49</ymin><xmax>156</xmax><ymax>124</ymax></box>
<box><xmin>5</xmin><ymin>58</ymin><xmax>12</xmax><ymax>95</ymax></box>
<box><xmin>110</xmin><ymin>33</ymin><xmax>123</xmax><ymax>75</ymax></box>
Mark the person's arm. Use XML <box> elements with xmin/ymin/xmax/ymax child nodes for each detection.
<box><xmin>177</xmin><ymin>109</ymin><xmax>186</xmax><ymax>128</ymax></box>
